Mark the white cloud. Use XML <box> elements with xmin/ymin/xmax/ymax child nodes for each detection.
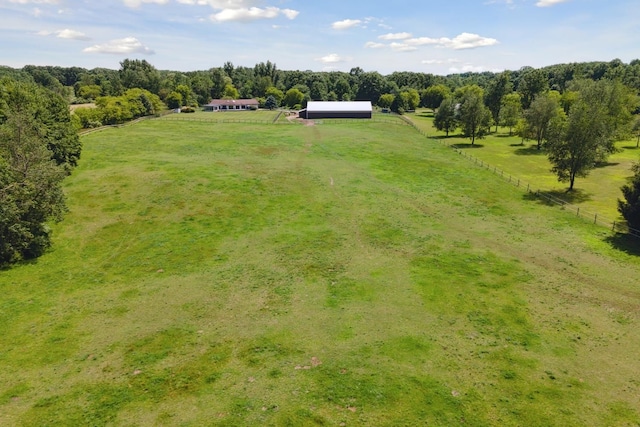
<box><xmin>9</xmin><ymin>0</ymin><xmax>60</xmax><ymax>4</ymax></box>
<box><xmin>37</xmin><ymin>28</ymin><xmax>90</xmax><ymax>40</ymax></box>
<box><xmin>57</xmin><ymin>28</ymin><xmax>90</xmax><ymax>40</ymax></box>
<box><xmin>332</xmin><ymin>19</ymin><xmax>361</xmax><ymax>30</ymax></box>
<box><xmin>122</xmin><ymin>0</ymin><xmax>169</xmax><ymax>7</ymax></box>
<box><xmin>366</xmin><ymin>32</ymin><xmax>498</xmax><ymax>51</ymax></box>
<box><xmin>83</xmin><ymin>37</ymin><xmax>154</xmax><ymax>55</ymax></box>
<box><xmin>444</xmin><ymin>32</ymin><xmax>498</xmax><ymax>49</ymax></box>
<box><xmin>407</xmin><ymin>33</ymin><xmax>498</xmax><ymax>49</ymax></box>
<box><xmin>365</xmin><ymin>41</ymin><xmax>385</xmax><ymax>49</ymax></box>
<box><xmin>390</xmin><ymin>43</ymin><xmax>417</xmax><ymax>52</ymax></box>
<box><xmin>177</xmin><ymin>0</ymin><xmax>259</xmax><ymax>6</ymax></box>
<box><xmin>422</xmin><ymin>58</ymin><xmax>461</xmax><ymax>65</ymax></box>
<box><xmin>536</xmin><ymin>0</ymin><xmax>569</xmax><ymax>6</ymax></box>
<box><xmin>378</xmin><ymin>32</ymin><xmax>411</xmax><ymax>41</ymax></box>
<box><xmin>210</xmin><ymin>6</ymin><xmax>298</xmax><ymax>22</ymax></box>
<box><xmin>316</xmin><ymin>53</ymin><xmax>344</xmax><ymax>63</ymax></box>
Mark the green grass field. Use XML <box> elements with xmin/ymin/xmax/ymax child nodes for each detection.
<box><xmin>410</xmin><ymin>109</ymin><xmax>640</xmax><ymax>222</ymax></box>
<box><xmin>1</xmin><ymin>118</ymin><xmax>639</xmax><ymax>426</ymax></box>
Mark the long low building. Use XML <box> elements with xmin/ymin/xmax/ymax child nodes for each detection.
<box><xmin>299</xmin><ymin>101</ymin><xmax>372</xmax><ymax>119</ymax></box>
<box><xmin>204</xmin><ymin>99</ymin><xmax>259</xmax><ymax>111</ymax></box>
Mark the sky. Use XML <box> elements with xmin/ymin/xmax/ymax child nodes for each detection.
<box><xmin>1</xmin><ymin>0</ymin><xmax>639</xmax><ymax>75</ymax></box>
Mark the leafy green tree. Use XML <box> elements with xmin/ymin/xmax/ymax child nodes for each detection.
<box><xmin>405</xmin><ymin>89</ymin><xmax>420</xmax><ymax>111</ymax></box>
<box><xmin>524</xmin><ymin>92</ymin><xmax>563</xmax><ymax>150</ymax></box>
<box><xmin>355</xmin><ymin>71</ymin><xmax>386</xmax><ymax>102</ymax></box>
<box><xmin>421</xmin><ymin>84</ymin><xmax>451</xmax><ymax>112</ymax></box>
<box><xmin>78</xmin><ymin>84</ymin><xmax>102</xmax><ymax>100</ymax></box>
<box><xmin>223</xmin><ymin>84</ymin><xmax>240</xmax><ymax>99</ymax></box>
<box><xmin>391</xmin><ymin>92</ymin><xmax>409</xmax><ymax>114</ymax></box>
<box><xmin>517</xmin><ymin>67</ymin><xmax>548</xmax><ymax>109</ymax></box>
<box><xmin>484</xmin><ymin>71</ymin><xmax>512</xmax><ymax>132</ymax></box>
<box><xmin>499</xmin><ymin>92</ymin><xmax>522</xmax><ymax>135</ymax></box>
<box><xmin>265</xmin><ymin>95</ymin><xmax>278</xmax><ymax>110</ymax></box>
<box><xmin>265</xmin><ymin>87</ymin><xmax>284</xmax><ymax>106</ymax></box>
<box><xmin>546</xmin><ymin>80</ymin><xmax>631</xmax><ymax>190</ymax></box>
<box><xmin>175</xmin><ymin>84</ymin><xmax>196</xmax><ymax>106</ymax></box>
<box><xmin>283</xmin><ymin>88</ymin><xmax>305</xmax><ymax>109</ymax></box>
<box><xmin>166</xmin><ymin>91</ymin><xmax>183</xmax><ymax>109</ymax></box>
<box><xmin>433</xmin><ymin>97</ymin><xmax>457</xmax><ymax>136</ymax></box>
<box><xmin>119</xmin><ymin>59</ymin><xmax>160</xmax><ymax>94</ymax></box>
<box><xmin>458</xmin><ymin>88</ymin><xmax>492</xmax><ymax>145</ymax></box>
<box><xmin>0</xmin><ymin>80</ymin><xmax>73</xmax><ymax>264</ymax></box>
<box><xmin>633</xmin><ymin>116</ymin><xmax>640</xmax><ymax>148</ymax></box>
<box><xmin>334</xmin><ymin>78</ymin><xmax>352</xmax><ymax>101</ymax></box>
<box><xmin>618</xmin><ymin>162</ymin><xmax>640</xmax><ymax>229</ymax></box>
<box><xmin>377</xmin><ymin>94</ymin><xmax>394</xmax><ymax>110</ymax></box>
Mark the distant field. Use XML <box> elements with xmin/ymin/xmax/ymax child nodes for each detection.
<box><xmin>1</xmin><ymin>118</ymin><xmax>639</xmax><ymax>426</ymax></box>
<box><xmin>410</xmin><ymin>109</ymin><xmax>640</xmax><ymax>221</ymax></box>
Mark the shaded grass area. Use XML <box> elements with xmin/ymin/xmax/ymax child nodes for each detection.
<box><xmin>410</xmin><ymin>110</ymin><xmax>640</xmax><ymax>221</ymax></box>
<box><xmin>1</xmin><ymin>120</ymin><xmax>640</xmax><ymax>426</ymax></box>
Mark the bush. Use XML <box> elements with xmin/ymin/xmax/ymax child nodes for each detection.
<box><xmin>180</xmin><ymin>106</ymin><xmax>195</xmax><ymax>113</ymax></box>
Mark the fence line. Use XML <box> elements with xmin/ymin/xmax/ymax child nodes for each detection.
<box><xmin>400</xmin><ymin>116</ymin><xmax>640</xmax><ymax>238</ymax></box>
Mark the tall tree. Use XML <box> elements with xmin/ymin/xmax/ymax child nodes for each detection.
<box><xmin>457</xmin><ymin>87</ymin><xmax>491</xmax><ymax>145</ymax></box>
<box><xmin>433</xmin><ymin>97</ymin><xmax>457</xmax><ymax>136</ymax></box>
<box><xmin>421</xmin><ymin>84</ymin><xmax>451</xmax><ymax>112</ymax></box>
<box><xmin>517</xmin><ymin>68</ymin><xmax>548</xmax><ymax>109</ymax></box>
<box><xmin>618</xmin><ymin>161</ymin><xmax>640</xmax><ymax>230</ymax></box>
<box><xmin>524</xmin><ymin>92</ymin><xmax>563</xmax><ymax>150</ymax></box>
<box><xmin>0</xmin><ymin>79</ymin><xmax>73</xmax><ymax>264</ymax></box>
<box><xmin>633</xmin><ymin>116</ymin><xmax>640</xmax><ymax>148</ymax></box>
<box><xmin>499</xmin><ymin>92</ymin><xmax>522</xmax><ymax>135</ymax></box>
<box><xmin>546</xmin><ymin>80</ymin><xmax>632</xmax><ymax>190</ymax></box>
<box><xmin>119</xmin><ymin>59</ymin><xmax>160</xmax><ymax>94</ymax></box>
<box><xmin>484</xmin><ymin>71</ymin><xmax>512</xmax><ymax>132</ymax></box>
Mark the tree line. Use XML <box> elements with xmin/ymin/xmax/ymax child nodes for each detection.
<box><xmin>1</xmin><ymin>57</ymin><xmax>640</xmax><ymax>265</ymax></box>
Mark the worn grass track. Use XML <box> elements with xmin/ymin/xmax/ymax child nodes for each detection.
<box><xmin>1</xmin><ymin>119</ymin><xmax>639</xmax><ymax>426</ymax></box>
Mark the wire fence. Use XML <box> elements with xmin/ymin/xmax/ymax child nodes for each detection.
<box><xmin>400</xmin><ymin>116</ymin><xmax>640</xmax><ymax>238</ymax></box>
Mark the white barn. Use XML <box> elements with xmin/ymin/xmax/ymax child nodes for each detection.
<box><xmin>299</xmin><ymin>101</ymin><xmax>372</xmax><ymax>119</ymax></box>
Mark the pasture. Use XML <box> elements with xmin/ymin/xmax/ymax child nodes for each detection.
<box><xmin>410</xmin><ymin>109</ymin><xmax>640</xmax><ymax>222</ymax></box>
<box><xmin>1</xmin><ymin>118</ymin><xmax>639</xmax><ymax>426</ymax></box>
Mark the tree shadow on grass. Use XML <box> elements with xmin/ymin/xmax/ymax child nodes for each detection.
<box><xmin>451</xmin><ymin>143</ymin><xmax>484</xmax><ymax>149</ymax></box>
<box><xmin>605</xmin><ymin>233</ymin><xmax>640</xmax><ymax>257</ymax></box>
<box><xmin>594</xmin><ymin>162</ymin><xmax>620</xmax><ymax>169</ymax></box>
<box><xmin>523</xmin><ymin>188</ymin><xmax>593</xmax><ymax>206</ymax></box>
<box><xmin>622</xmin><ymin>145</ymin><xmax>639</xmax><ymax>150</ymax></box>
<box><xmin>514</xmin><ymin>145</ymin><xmax>545</xmax><ymax>156</ymax></box>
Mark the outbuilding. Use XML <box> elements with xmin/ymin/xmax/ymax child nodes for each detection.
<box><xmin>204</xmin><ymin>99</ymin><xmax>259</xmax><ymax>111</ymax></box>
<box><xmin>299</xmin><ymin>101</ymin><xmax>372</xmax><ymax>119</ymax></box>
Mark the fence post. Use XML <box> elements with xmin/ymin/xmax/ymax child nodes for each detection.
<box><xmin>594</xmin><ymin>213</ymin><xmax>597</xmax><ymax>224</ymax></box>
<box><xmin>612</xmin><ymin>221</ymin><xmax>616</xmax><ymax>231</ymax></box>
<box><xmin>576</xmin><ymin>207</ymin><xmax>580</xmax><ymax>217</ymax></box>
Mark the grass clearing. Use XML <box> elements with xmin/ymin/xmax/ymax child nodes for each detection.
<box><xmin>1</xmin><ymin>118</ymin><xmax>639</xmax><ymax>426</ymax></box>
<box><xmin>410</xmin><ymin>109</ymin><xmax>640</xmax><ymax>221</ymax></box>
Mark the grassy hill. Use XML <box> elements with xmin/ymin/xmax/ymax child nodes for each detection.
<box><xmin>1</xmin><ymin>118</ymin><xmax>639</xmax><ymax>426</ymax></box>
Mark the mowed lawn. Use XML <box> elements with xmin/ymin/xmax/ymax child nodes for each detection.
<box><xmin>1</xmin><ymin>119</ymin><xmax>639</xmax><ymax>426</ymax></box>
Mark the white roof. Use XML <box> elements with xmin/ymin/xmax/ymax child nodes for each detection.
<box><xmin>306</xmin><ymin>101</ymin><xmax>372</xmax><ymax>112</ymax></box>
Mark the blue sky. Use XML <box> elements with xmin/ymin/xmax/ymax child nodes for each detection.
<box><xmin>1</xmin><ymin>0</ymin><xmax>638</xmax><ymax>75</ymax></box>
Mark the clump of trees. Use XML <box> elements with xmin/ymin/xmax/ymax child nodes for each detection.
<box><xmin>0</xmin><ymin>78</ymin><xmax>81</xmax><ymax>265</ymax></box>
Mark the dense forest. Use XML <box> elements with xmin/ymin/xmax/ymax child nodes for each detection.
<box><xmin>2</xmin><ymin>58</ymin><xmax>640</xmax><ymax>111</ymax></box>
